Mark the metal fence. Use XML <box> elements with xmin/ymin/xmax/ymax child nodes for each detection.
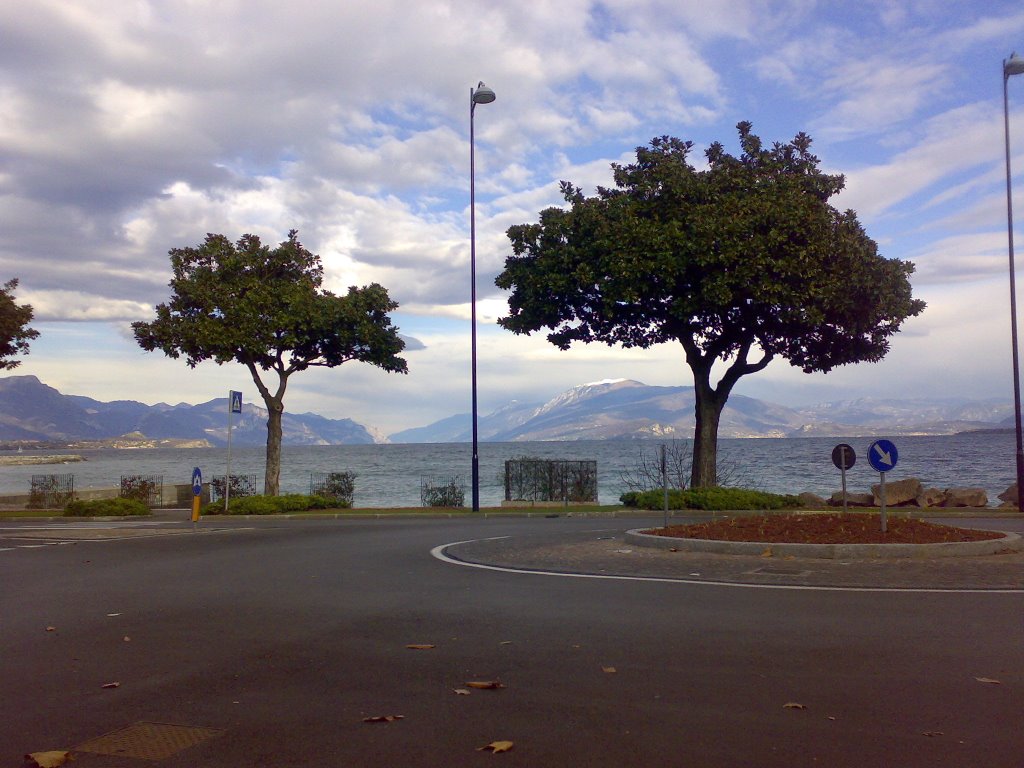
<box><xmin>420</xmin><ymin>475</ymin><xmax>466</xmax><ymax>507</ymax></box>
<box><xmin>503</xmin><ymin>459</ymin><xmax>598</xmax><ymax>503</ymax></box>
<box><xmin>28</xmin><ymin>473</ymin><xmax>75</xmax><ymax>509</ymax></box>
<box><xmin>209</xmin><ymin>474</ymin><xmax>258</xmax><ymax>502</ymax></box>
<box><xmin>310</xmin><ymin>471</ymin><xmax>355</xmax><ymax>506</ymax></box>
<box><xmin>120</xmin><ymin>474</ymin><xmax>163</xmax><ymax>506</ymax></box>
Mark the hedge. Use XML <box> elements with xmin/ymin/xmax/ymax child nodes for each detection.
<box><xmin>620</xmin><ymin>487</ymin><xmax>802</xmax><ymax>511</ymax></box>
<box><xmin>202</xmin><ymin>494</ymin><xmax>346</xmax><ymax>515</ymax></box>
<box><xmin>64</xmin><ymin>498</ymin><xmax>150</xmax><ymax>517</ymax></box>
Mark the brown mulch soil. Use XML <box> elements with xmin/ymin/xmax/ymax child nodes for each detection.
<box><xmin>651</xmin><ymin>513</ymin><xmax>1006</xmax><ymax>545</ymax></box>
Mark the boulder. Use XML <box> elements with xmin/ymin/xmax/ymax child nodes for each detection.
<box><xmin>798</xmin><ymin>492</ymin><xmax>827</xmax><ymax>509</ymax></box>
<box><xmin>871</xmin><ymin>477</ymin><xmax>922</xmax><ymax>506</ymax></box>
<box><xmin>829</xmin><ymin>491</ymin><xmax>875</xmax><ymax>507</ymax></box>
<box><xmin>940</xmin><ymin>487</ymin><xmax>988</xmax><ymax>508</ymax></box>
<box><xmin>998</xmin><ymin>483</ymin><xmax>1018</xmax><ymax>505</ymax></box>
<box><xmin>914</xmin><ymin>487</ymin><xmax>946</xmax><ymax>508</ymax></box>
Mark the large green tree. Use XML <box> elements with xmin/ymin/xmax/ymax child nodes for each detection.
<box><xmin>133</xmin><ymin>231</ymin><xmax>407</xmax><ymax>495</ymax></box>
<box><xmin>496</xmin><ymin>123</ymin><xmax>926</xmax><ymax>487</ymax></box>
<box><xmin>0</xmin><ymin>278</ymin><xmax>39</xmax><ymax>369</ymax></box>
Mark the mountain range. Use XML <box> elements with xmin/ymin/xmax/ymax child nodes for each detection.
<box><xmin>389</xmin><ymin>378</ymin><xmax>1015</xmax><ymax>443</ymax></box>
<box><xmin>0</xmin><ymin>376</ymin><xmax>377</xmax><ymax>446</ymax></box>
<box><xmin>0</xmin><ymin>375</ymin><xmax>1014</xmax><ymax>447</ymax></box>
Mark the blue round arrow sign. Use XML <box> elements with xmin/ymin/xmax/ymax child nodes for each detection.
<box><xmin>867</xmin><ymin>439</ymin><xmax>898</xmax><ymax>473</ymax></box>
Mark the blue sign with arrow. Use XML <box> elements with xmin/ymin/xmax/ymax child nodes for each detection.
<box><xmin>191</xmin><ymin>466</ymin><xmax>203</xmax><ymax>497</ymax></box>
<box><xmin>868</xmin><ymin>439</ymin><xmax>898</xmax><ymax>473</ymax></box>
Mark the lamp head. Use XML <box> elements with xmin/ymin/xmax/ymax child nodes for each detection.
<box><xmin>472</xmin><ymin>82</ymin><xmax>496</xmax><ymax>105</ymax></box>
<box><xmin>1006</xmin><ymin>53</ymin><xmax>1024</xmax><ymax>78</ymax></box>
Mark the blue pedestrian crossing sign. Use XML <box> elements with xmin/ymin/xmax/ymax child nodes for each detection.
<box><xmin>868</xmin><ymin>439</ymin><xmax>898</xmax><ymax>473</ymax></box>
<box><xmin>229</xmin><ymin>390</ymin><xmax>242</xmax><ymax>414</ymax></box>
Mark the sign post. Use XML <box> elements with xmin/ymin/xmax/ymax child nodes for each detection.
<box><xmin>867</xmin><ymin>439</ymin><xmax>899</xmax><ymax>533</ymax></box>
<box><xmin>226</xmin><ymin>391</ymin><xmax>242</xmax><ymax>512</ymax></box>
<box><xmin>660</xmin><ymin>444</ymin><xmax>669</xmax><ymax>529</ymax></box>
<box><xmin>831</xmin><ymin>443</ymin><xmax>856</xmax><ymax>514</ymax></box>
<box><xmin>191</xmin><ymin>466</ymin><xmax>202</xmax><ymax>526</ymax></box>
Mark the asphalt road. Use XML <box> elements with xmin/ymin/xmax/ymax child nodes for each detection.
<box><xmin>2</xmin><ymin>515</ymin><xmax>1022</xmax><ymax>767</ymax></box>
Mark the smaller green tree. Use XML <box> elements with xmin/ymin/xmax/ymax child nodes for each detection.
<box><xmin>0</xmin><ymin>278</ymin><xmax>39</xmax><ymax>369</ymax></box>
<box><xmin>133</xmin><ymin>231</ymin><xmax>407</xmax><ymax>495</ymax></box>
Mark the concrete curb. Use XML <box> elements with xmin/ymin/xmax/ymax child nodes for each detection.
<box><xmin>625</xmin><ymin>528</ymin><xmax>1024</xmax><ymax>559</ymax></box>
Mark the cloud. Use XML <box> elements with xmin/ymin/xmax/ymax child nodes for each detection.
<box><xmin>3</xmin><ymin>0</ymin><xmax>1023</xmax><ymax>433</ymax></box>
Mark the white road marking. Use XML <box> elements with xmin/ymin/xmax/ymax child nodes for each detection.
<box><xmin>430</xmin><ymin>539</ymin><xmax>1024</xmax><ymax>595</ymax></box>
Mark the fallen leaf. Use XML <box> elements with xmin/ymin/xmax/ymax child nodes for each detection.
<box><xmin>827</xmin><ymin>716</ymin><xmax>837</xmax><ymax>721</ymax></box>
<box><xmin>25</xmin><ymin>751</ymin><xmax>74</xmax><ymax>768</ymax></box>
<box><xmin>45</xmin><ymin>627</ymin><xmax>56</xmax><ymax>632</ymax></box>
<box><xmin>602</xmin><ymin>667</ymin><xmax>617</xmax><ymax>674</ymax></box>
<box><xmin>499</xmin><ymin>641</ymin><xmax>513</xmax><ymax>645</ymax></box>
<box><xmin>761</xmin><ymin>547</ymin><xmax>774</xmax><ymax>558</ymax></box>
<box><xmin>465</xmin><ymin>680</ymin><xmax>505</xmax><ymax>690</ymax></box>
<box><xmin>668</xmin><ymin>547</ymin><xmax>679</xmax><ymax>552</ymax></box>
<box><xmin>975</xmin><ymin>677</ymin><xmax>1001</xmax><ymax>684</ymax></box>
<box><xmin>123</xmin><ymin>636</ymin><xmax>131</xmax><ymax>642</ymax></box>
<box><xmin>406</xmin><ymin>644</ymin><xmax>435</xmax><ymax>650</ymax></box>
<box><xmin>363</xmin><ymin>715</ymin><xmax>404</xmax><ymax>723</ymax></box>
<box><xmin>782</xmin><ymin>702</ymin><xmax>806</xmax><ymax>710</ymax></box>
<box><xmin>922</xmin><ymin>731</ymin><xmax>944</xmax><ymax>737</ymax></box>
<box><xmin>477</xmin><ymin>741</ymin><xmax>514</xmax><ymax>753</ymax></box>
<box><xmin>453</xmin><ymin>688</ymin><xmax>472</xmax><ymax>696</ymax></box>
<box><xmin>106</xmin><ymin>613</ymin><xmax>120</xmax><ymax>617</ymax></box>
<box><xmin>100</xmin><ymin>682</ymin><xmax>120</xmax><ymax>689</ymax></box>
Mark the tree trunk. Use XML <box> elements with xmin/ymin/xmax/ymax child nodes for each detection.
<box><xmin>263</xmin><ymin>396</ymin><xmax>284</xmax><ymax>496</ymax></box>
<box><xmin>245</xmin><ymin>361</ymin><xmax>288</xmax><ymax>498</ymax></box>
<box><xmin>691</xmin><ymin>380</ymin><xmax>724</xmax><ymax>488</ymax></box>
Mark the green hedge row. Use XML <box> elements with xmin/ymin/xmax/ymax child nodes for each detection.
<box><xmin>202</xmin><ymin>494</ymin><xmax>347</xmax><ymax>515</ymax></box>
<box><xmin>620</xmin><ymin>487</ymin><xmax>802</xmax><ymax>511</ymax></box>
<box><xmin>64</xmin><ymin>498</ymin><xmax>150</xmax><ymax>517</ymax></box>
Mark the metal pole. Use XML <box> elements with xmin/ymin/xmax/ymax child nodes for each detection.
<box><xmin>225</xmin><ymin>398</ymin><xmax>233</xmax><ymax>512</ymax></box>
<box><xmin>470</xmin><ymin>87</ymin><xmax>480</xmax><ymax>512</ymax></box>
<box><xmin>1004</xmin><ymin>62</ymin><xmax>1024</xmax><ymax>514</ymax></box>
<box><xmin>661</xmin><ymin>443</ymin><xmax>668</xmax><ymax>529</ymax></box>
<box><xmin>840</xmin><ymin>450</ymin><xmax>848</xmax><ymax>516</ymax></box>
<box><xmin>879</xmin><ymin>472</ymin><xmax>887</xmax><ymax>534</ymax></box>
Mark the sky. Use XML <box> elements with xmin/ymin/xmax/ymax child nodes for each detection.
<box><xmin>3</xmin><ymin>0</ymin><xmax>1024</xmax><ymax>437</ymax></box>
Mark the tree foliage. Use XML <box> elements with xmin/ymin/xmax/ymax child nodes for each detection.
<box><xmin>0</xmin><ymin>278</ymin><xmax>39</xmax><ymax>369</ymax></box>
<box><xmin>496</xmin><ymin>123</ymin><xmax>925</xmax><ymax>487</ymax></box>
<box><xmin>133</xmin><ymin>231</ymin><xmax>407</xmax><ymax>494</ymax></box>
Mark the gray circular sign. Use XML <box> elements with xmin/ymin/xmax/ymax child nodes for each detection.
<box><xmin>831</xmin><ymin>443</ymin><xmax>856</xmax><ymax>470</ymax></box>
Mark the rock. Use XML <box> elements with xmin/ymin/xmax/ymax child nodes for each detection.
<box><xmin>829</xmin><ymin>491</ymin><xmax>875</xmax><ymax>507</ymax></box>
<box><xmin>998</xmin><ymin>483</ymin><xmax>1018</xmax><ymax>504</ymax></box>
<box><xmin>914</xmin><ymin>488</ymin><xmax>946</xmax><ymax>508</ymax></box>
<box><xmin>798</xmin><ymin>492</ymin><xmax>827</xmax><ymax>509</ymax></box>
<box><xmin>871</xmin><ymin>477</ymin><xmax>922</xmax><ymax>506</ymax></box>
<box><xmin>941</xmin><ymin>487</ymin><xmax>988</xmax><ymax>507</ymax></box>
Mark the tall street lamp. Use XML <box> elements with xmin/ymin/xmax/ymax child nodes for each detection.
<box><xmin>470</xmin><ymin>81</ymin><xmax>495</xmax><ymax>512</ymax></box>
<box><xmin>1003</xmin><ymin>53</ymin><xmax>1024</xmax><ymax>513</ymax></box>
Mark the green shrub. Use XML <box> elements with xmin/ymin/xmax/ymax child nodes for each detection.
<box><xmin>64</xmin><ymin>498</ymin><xmax>149</xmax><ymax>517</ymax></box>
<box><xmin>620</xmin><ymin>491</ymin><xmax>641</xmax><ymax>507</ymax></box>
<box><xmin>624</xmin><ymin>487</ymin><xmax>802</xmax><ymax>511</ymax></box>
<box><xmin>202</xmin><ymin>493</ymin><xmax>349</xmax><ymax>515</ymax></box>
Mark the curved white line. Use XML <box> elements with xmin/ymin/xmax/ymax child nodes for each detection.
<box><xmin>430</xmin><ymin>539</ymin><xmax>1024</xmax><ymax>595</ymax></box>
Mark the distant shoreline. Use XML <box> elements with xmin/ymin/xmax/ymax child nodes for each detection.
<box><xmin>0</xmin><ymin>454</ymin><xmax>85</xmax><ymax>466</ymax></box>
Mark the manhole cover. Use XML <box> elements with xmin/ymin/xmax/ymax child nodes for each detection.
<box><xmin>76</xmin><ymin>721</ymin><xmax>224</xmax><ymax>761</ymax></box>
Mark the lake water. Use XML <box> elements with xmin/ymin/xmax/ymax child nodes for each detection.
<box><xmin>0</xmin><ymin>432</ymin><xmax>1018</xmax><ymax>508</ymax></box>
